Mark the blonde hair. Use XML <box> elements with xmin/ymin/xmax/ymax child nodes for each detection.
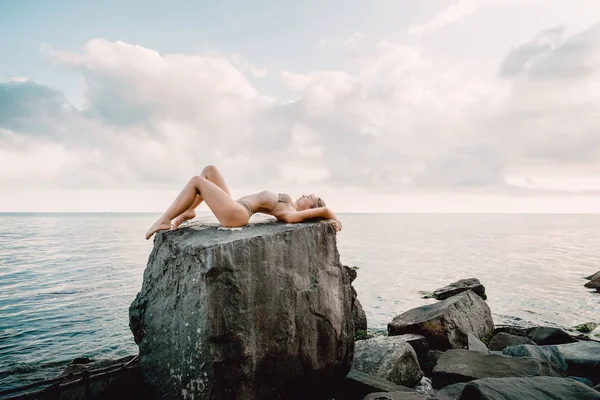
<box><xmin>311</xmin><ymin>197</ymin><xmax>326</xmax><ymax>209</ymax></box>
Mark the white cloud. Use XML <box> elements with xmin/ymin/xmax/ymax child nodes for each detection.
<box><xmin>409</xmin><ymin>0</ymin><xmax>478</xmax><ymax>37</ymax></box>
<box><xmin>2</xmin><ymin>20</ymin><xmax>600</xmax><ymax>212</ymax></box>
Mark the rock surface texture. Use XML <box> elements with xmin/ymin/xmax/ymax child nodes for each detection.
<box><xmin>502</xmin><ymin>344</ymin><xmax>568</xmax><ymax>372</ymax></box>
<box><xmin>459</xmin><ymin>377</ymin><xmax>600</xmax><ymax>400</ymax></box>
<box><xmin>487</xmin><ymin>332</ymin><xmax>536</xmax><ymax>351</ymax></box>
<box><xmin>432</xmin><ymin>278</ymin><xmax>487</xmax><ymax>300</ymax></box>
<box><xmin>129</xmin><ymin>221</ymin><xmax>354</xmax><ymax>400</ymax></box>
<box><xmin>388</xmin><ymin>291</ymin><xmax>494</xmax><ymax>350</ymax></box>
<box><xmin>527</xmin><ymin>327</ymin><xmax>578</xmax><ymax>346</ymax></box>
<box><xmin>431</xmin><ymin>349</ymin><xmax>566</xmax><ymax>389</ymax></box>
<box><xmin>353</xmin><ymin>336</ymin><xmax>424</xmax><ymax>388</ymax></box>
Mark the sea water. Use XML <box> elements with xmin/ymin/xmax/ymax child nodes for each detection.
<box><xmin>1</xmin><ymin>213</ymin><xmax>598</xmax><ymax>391</ymax></box>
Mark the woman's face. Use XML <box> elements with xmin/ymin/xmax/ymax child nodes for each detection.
<box><xmin>296</xmin><ymin>194</ymin><xmax>317</xmax><ymax>211</ymax></box>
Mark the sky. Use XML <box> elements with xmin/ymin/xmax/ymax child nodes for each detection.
<box><xmin>1</xmin><ymin>0</ymin><xmax>600</xmax><ymax>213</ymax></box>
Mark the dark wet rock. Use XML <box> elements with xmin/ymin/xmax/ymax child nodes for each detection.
<box><xmin>586</xmin><ymin>271</ymin><xmax>600</xmax><ymax>281</ymax></box>
<box><xmin>468</xmin><ymin>333</ymin><xmax>488</xmax><ymax>353</ymax></box>
<box><xmin>422</xmin><ymin>350</ymin><xmax>444</xmax><ymax>377</ymax></box>
<box><xmin>71</xmin><ymin>357</ymin><xmax>92</xmax><ymax>365</ymax></box>
<box><xmin>344</xmin><ymin>265</ymin><xmax>359</xmax><ymax>282</ymax></box>
<box><xmin>129</xmin><ymin>221</ymin><xmax>354</xmax><ymax>400</ymax></box>
<box><xmin>432</xmin><ymin>278</ymin><xmax>486</xmax><ymax>301</ymax></box>
<box><xmin>335</xmin><ymin>370</ymin><xmax>414</xmax><ymax>400</ymax></box>
<box><xmin>555</xmin><ymin>341</ymin><xmax>600</xmax><ymax>384</ymax></box>
<box><xmin>459</xmin><ymin>376</ymin><xmax>600</xmax><ymax>400</ymax></box>
<box><xmin>437</xmin><ymin>382</ymin><xmax>467</xmax><ymax>400</ymax></box>
<box><xmin>493</xmin><ymin>325</ymin><xmax>531</xmax><ymax>338</ymax></box>
<box><xmin>431</xmin><ymin>349</ymin><xmax>565</xmax><ymax>389</ymax></box>
<box><xmin>502</xmin><ymin>344</ymin><xmax>568</xmax><ymax>371</ymax></box>
<box><xmin>488</xmin><ymin>332</ymin><xmax>536</xmax><ymax>351</ymax></box>
<box><xmin>575</xmin><ymin>322</ymin><xmax>599</xmax><ymax>334</ymax></box>
<box><xmin>353</xmin><ymin>336</ymin><xmax>424</xmax><ymax>388</ymax></box>
<box><xmin>345</xmin><ymin>265</ymin><xmax>368</xmax><ymax>340</ymax></box>
<box><xmin>528</xmin><ymin>327</ymin><xmax>579</xmax><ymax>345</ymax></box>
<box><xmin>388</xmin><ymin>291</ymin><xmax>494</xmax><ymax>351</ymax></box>
<box><xmin>362</xmin><ymin>390</ymin><xmax>434</xmax><ymax>400</ymax></box>
<box><xmin>354</xmin><ymin>299</ymin><xmax>368</xmax><ymax>332</ymax></box>
<box><xmin>585</xmin><ymin>277</ymin><xmax>600</xmax><ymax>290</ymax></box>
<box><xmin>59</xmin><ymin>355</ymin><xmax>136</xmax><ymax>377</ymax></box>
<box><xmin>595</xmin><ymin>383</ymin><xmax>600</xmax><ymax>392</ymax></box>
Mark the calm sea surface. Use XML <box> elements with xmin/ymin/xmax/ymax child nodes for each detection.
<box><xmin>1</xmin><ymin>213</ymin><xmax>599</xmax><ymax>391</ymax></box>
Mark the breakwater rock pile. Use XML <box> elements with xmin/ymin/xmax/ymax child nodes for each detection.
<box><xmin>347</xmin><ymin>278</ymin><xmax>600</xmax><ymax>399</ymax></box>
<box><xmin>129</xmin><ymin>221</ymin><xmax>355</xmax><ymax>400</ymax></box>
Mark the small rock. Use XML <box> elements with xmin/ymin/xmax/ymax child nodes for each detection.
<box><xmin>432</xmin><ymin>278</ymin><xmax>486</xmax><ymax>301</ymax></box>
<box><xmin>502</xmin><ymin>344</ymin><xmax>568</xmax><ymax>371</ymax></box>
<box><xmin>528</xmin><ymin>327</ymin><xmax>579</xmax><ymax>345</ymax></box>
<box><xmin>575</xmin><ymin>322</ymin><xmax>599</xmax><ymax>334</ymax></box>
<box><xmin>432</xmin><ymin>349</ymin><xmax>565</xmax><ymax>389</ymax></box>
<box><xmin>353</xmin><ymin>336</ymin><xmax>424</xmax><ymax>388</ymax></box>
<box><xmin>437</xmin><ymin>382</ymin><xmax>467</xmax><ymax>400</ymax></box>
<box><xmin>493</xmin><ymin>325</ymin><xmax>531</xmax><ymax>337</ymax></box>
<box><xmin>459</xmin><ymin>377</ymin><xmax>600</xmax><ymax>400</ymax></box>
<box><xmin>388</xmin><ymin>291</ymin><xmax>494</xmax><ymax>351</ymax></box>
<box><xmin>468</xmin><ymin>332</ymin><xmax>489</xmax><ymax>353</ymax></box>
<box><xmin>586</xmin><ymin>271</ymin><xmax>600</xmax><ymax>281</ymax></box>
<box><xmin>488</xmin><ymin>332</ymin><xmax>536</xmax><ymax>351</ymax></box>
<box><xmin>585</xmin><ymin>277</ymin><xmax>600</xmax><ymax>289</ymax></box>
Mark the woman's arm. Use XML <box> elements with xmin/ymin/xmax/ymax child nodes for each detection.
<box><xmin>281</xmin><ymin>207</ymin><xmax>342</xmax><ymax>231</ymax></box>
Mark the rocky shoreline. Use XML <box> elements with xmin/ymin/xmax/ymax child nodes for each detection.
<box><xmin>11</xmin><ymin>221</ymin><xmax>598</xmax><ymax>400</ymax></box>
<box><xmin>351</xmin><ymin>277</ymin><xmax>600</xmax><ymax>399</ymax></box>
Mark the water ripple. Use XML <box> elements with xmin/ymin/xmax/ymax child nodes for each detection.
<box><xmin>1</xmin><ymin>213</ymin><xmax>599</xmax><ymax>391</ymax></box>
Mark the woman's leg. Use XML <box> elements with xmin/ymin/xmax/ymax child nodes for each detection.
<box><xmin>146</xmin><ymin>171</ymin><xmax>246</xmax><ymax>239</ymax></box>
<box><xmin>172</xmin><ymin>165</ymin><xmax>232</xmax><ymax>229</ymax></box>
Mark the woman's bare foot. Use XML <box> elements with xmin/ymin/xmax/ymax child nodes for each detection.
<box><xmin>145</xmin><ymin>219</ymin><xmax>172</xmax><ymax>240</ymax></box>
<box><xmin>172</xmin><ymin>209</ymin><xmax>196</xmax><ymax>230</ymax></box>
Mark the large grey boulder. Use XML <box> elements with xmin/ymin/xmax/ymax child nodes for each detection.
<box><xmin>502</xmin><ymin>344</ymin><xmax>568</xmax><ymax>371</ymax></box>
<box><xmin>353</xmin><ymin>336</ymin><xmax>424</xmax><ymax>388</ymax></box>
<box><xmin>431</xmin><ymin>349</ymin><xmax>565</xmax><ymax>389</ymax></box>
<box><xmin>388</xmin><ymin>291</ymin><xmax>494</xmax><ymax>350</ymax></box>
<box><xmin>528</xmin><ymin>327</ymin><xmax>578</xmax><ymax>345</ymax></box>
<box><xmin>487</xmin><ymin>332</ymin><xmax>536</xmax><ymax>351</ymax></box>
<box><xmin>129</xmin><ymin>221</ymin><xmax>354</xmax><ymax>400</ymax></box>
<box><xmin>459</xmin><ymin>377</ymin><xmax>600</xmax><ymax>400</ymax></box>
<box><xmin>433</xmin><ymin>278</ymin><xmax>486</xmax><ymax>300</ymax></box>
<box><xmin>555</xmin><ymin>341</ymin><xmax>600</xmax><ymax>384</ymax></box>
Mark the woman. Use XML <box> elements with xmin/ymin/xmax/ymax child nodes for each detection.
<box><xmin>145</xmin><ymin>165</ymin><xmax>342</xmax><ymax>240</ymax></box>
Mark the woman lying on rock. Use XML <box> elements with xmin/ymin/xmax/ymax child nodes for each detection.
<box><xmin>145</xmin><ymin>165</ymin><xmax>342</xmax><ymax>240</ymax></box>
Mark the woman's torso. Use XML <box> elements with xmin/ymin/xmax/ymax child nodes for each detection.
<box><xmin>236</xmin><ymin>190</ymin><xmax>294</xmax><ymax>218</ymax></box>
